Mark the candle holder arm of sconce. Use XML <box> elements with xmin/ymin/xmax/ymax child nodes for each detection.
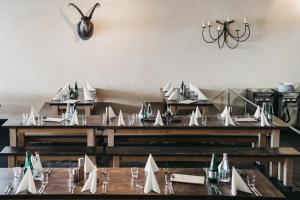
<box><xmin>202</xmin><ymin>28</ymin><xmax>217</xmax><ymax>43</ymax></box>
<box><xmin>217</xmin><ymin>31</ymin><xmax>226</xmax><ymax>49</ymax></box>
<box><xmin>226</xmin><ymin>32</ymin><xmax>240</xmax><ymax>49</ymax></box>
<box><xmin>227</xmin><ymin>24</ymin><xmax>250</xmax><ymax>42</ymax></box>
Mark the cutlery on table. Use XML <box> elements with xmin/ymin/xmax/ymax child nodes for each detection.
<box><xmin>4</xmin><ymin>184</ymin><xmax>11</xmax><ymax>194</ymax></box>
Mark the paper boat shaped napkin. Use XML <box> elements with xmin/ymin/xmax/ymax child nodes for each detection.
<box><xmin>52</xmin><ymin>82</ymin><xmax>69</xmax><ymax>101</ymax></box>
<box><xmin>189</xmin><ymin>82</ymin><xmax>195</xmax><ymax>93</ymax></box>
<box><xmin>220</xmin><ymin>106</ymin><xmax>229</xmax><ymax>119</ymax></box>
<box><xmin>81</xmin><ymin>166</ymin><xmax>97</xmax><ymax>194</ymax></box>
<box><xmin>195</xmin><ymin>106</ymin><xmax>202</xmax><ymax>118</ymax></box>
<box><xmin>16</xmin><ymin>168</ymin><xmax>37</xmax><ymax>194</ymax></box>
<box><xmin>162</xmin><ymin>83</ymin><xmax>171</xmax><ymax>92</ymax></box>
<box><xmin>138</xmin><ymin>107</ymin><xmax>143</xmax><ymax>119</ymax></box>
<box><xmin>144</xmin><ymin>165</ymin><xmax>161</xmax><ymax>194</ymax></box>
<box><xmin>231</xmin><ymin>167</ymin><xmax>252</xmax><ymax>196</ymax></box>
<box><xmin>86</xmin><ymin>81</ymin><xmax>96</xmax><ymax>91</ymax></box>
<box><xmin>84</xmin><ymin>154</ymin><xmax>95</xmax><ymax>174</ymax></box>
<box><xmin>31</xmin><ymin>155</ymin><xmax>43</xmax><ymax>173</ymax></box>
<box><xmin>145</xmin><ymin>154</ymin><xmax>159</xmax><ymax>174</ymax></box>
<box><xmin>168</xmin><ymin>89</ymin><xmax>179</xmax><ymax>101</ymax></box>
<box><xmin>118</xmin><ymin>110</ymin><xmax>126</xmax><ymax>126</ymax></box>
<box><xmin>84</xmin><ymin>86</ymin><xmax>93</xmax><ymax>101</ymax></box>
<box><xmin>254</xmin><ymin>106</ymin><xmax>261</xmax><ymax>119</ymax></box>
<box><xmin>165</xmin><ymin>87</ymin><xmax>174</xmax><ymax>97</ymax></box>
<box><xmin>189</xmin><ymin>111</ymin><xmax>199</xmax><ymax>126</ymax></box>
<box><xmin>260</xmin><ymin>112</ymin><xmax>270</xmax><ymax>127</ymax></box>
<box><xmin>70</xmin><ymin>110</ymin><xmax>79</xmax><ymax>125</ymax></box>
<box><xmin>108</xmin><ymin>106</ymin><xmax>116</xmax><ymax>119</ymax></box>
<box><xmin>225</xmin><ymin>110</ymin><xmax>235</xmax><ymax>126</ymax></box>
<box><xmin>195</xmin><ymin>88</ymin><xmax>208</xmax><ymax>101</ymax></box>
<box><xmin>154</xmin><ymin>110</ymin><xmax>164</xmax><ymax>126</ymax></box>
<box><xmin>26</xmin><ymin>106</ymin><xmax>36</xmax><ymax>126</ymax></box>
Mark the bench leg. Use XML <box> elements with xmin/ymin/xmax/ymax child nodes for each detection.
<box><xmin>283</xmin><ymin>159</ymin><xmax>293</xmax><ymax>187</ymax></box>
<box><xmin>113</xmin><ymin>156</ymin><xmax>120</xmax><ymax>168</ymax></box>
<box><xmin>256</xmin><ymin>133</ymin><xmax>267</xmax><ymax>148</ymax></box>
<box><xmin>87</xmin><ymin>129</ymin><xmax>95</xmax><ymax>147</ymax></box>
<box><xmin>269</xmin><ymin>130</ymin><xmax>280</xmax><ymax>177</ymax></box>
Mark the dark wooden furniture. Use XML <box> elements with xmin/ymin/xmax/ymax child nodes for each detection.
<box><xmin>0</xmin><ymin>168</ymin><xmax>285</xmax><ymax>199</ymax></box>
<box><xmin>106</xmin><ymin>146</ymin><xmax>300</xmax><ymax>186</ymax></box>
<box><xmin>160</xmin><ymin>89</ymin><xmax>215</xmax><ymax>115</ymax></box>
<box><xmin>0</xmin><ymin>146</ymin><xmax>103</xmax><ymax>165</ymax></box>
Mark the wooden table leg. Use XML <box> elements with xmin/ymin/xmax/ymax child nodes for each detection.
<box><xmin>269</xmin><ymin>129</ymin><xmax>280</xmax><ymax>177</ymax></box>
<box><xmin>8</xmin><ymin>129</ymin><xmax>17</xmax><ymax>167</ymax></box>
<box><xmin>17</xmin><ymin>132</ymin><xmax>25</xmax><ymax>147</ymax></box>
<box><xmin>256</xmin><ymin>133</ymin><xmax>267</xmax><ymax>148</ymax></box>
<box><xmin>283</xmin><ymin>159</ymin><xmax>293</xmax><ymax>187</ymax></box>
<box><xmin>87</xmin><ymin>129</ymin><xmax>95</xmax><ymax>147</ymax></box>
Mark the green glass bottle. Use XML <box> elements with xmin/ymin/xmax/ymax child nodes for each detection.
<box><xmin>24</xmin><ymin>151</ymin><xmax>33</xmax><ymax>172</ymax></box>
<box><xmin>208</xmin><ymin>153</ymin><xmax>218</xmax><ymax>183</ymax></box>
<box><xmin>74</xmin><ymin>82</ymin><xmax>79</xmax><ymax>99</ymax></box>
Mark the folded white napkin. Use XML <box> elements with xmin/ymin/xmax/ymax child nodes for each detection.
<box><xmin>26</xmin><ymin>106</ymin><xmax>36</xmax><ymax>126</ymax></box>
<box><xmin>189</xmin><ymin>82</ymin><xmax>196</xmax><ymax>93</ymax></box>
<box><xmin>52</xmin><ymin>83</ymin><xmax>69</xmax><ymax>101</ymax></box>
<box><xmin>86</xmin><ymin>81</ymin><xmax>96</xmax><ymax>91</ymax></box>
<box><xmin>81</xmin><ymin>166</ymin><xmax>97</xmax><ymax>194</ymax></box>
<box><xmin>118</xmin><ymin>110</ymin><xmax>126</xmax><ymax>126</ymax></box>
<box><xmin>189</xmin><ymin>111</ymin><xmax>199</xmax><ymax>126</ymax></box>
<box><xmin>65</xmin><ymin>103</ymin><xmax>72</xmax><ymax>117</ymax></box>
<box><xmin>16</xmin><ymin>168</ymin><xmax>37</xmax><ymax>194</ymax></box>
<box><xmin>138</xmin><ymin>107</ymin><xmax>143</xmax><ymax>119</ymax></box>
<box><xmin>69</xmin><ymin>110</ymin><xmax>79</xmax><ymax>125</ymax></box>
<box><xmin>225</xmin><ymin>110</ymin><xmax>235</xmax><ymax>126</ymax></box>
<box><xmin>195</xmin><ymin>88</ymin><xmax>208</xmax><ymax>101</ymax></box>
<box><xmin>231</xmin><ymin>167</ymin><xmax>252</xmax><ymax>196</ymax></box>
<box><xmin>254</xmin><ymin>106</ymin><xmax>261</xmax><ymax>119</ymax></box>
<box><xmin>31</xmin><ymin>155</ymin><xmax>43</xmax><ymax>173</ymax></box>
<box><xmin>162</xmin><ymin>83</ymin><xmax>172</xmax><ymax>92</ymax></box>
<box><xmin>144</xmin><ymin>165</ymin><xmax>161</xmax><ymax>194</ymax></box>
<box><xmin>108</xmin><ymin>106</ymin><xmax>116</xmax><ymax>119</ymax></box>
<box><xmin>195</xmin><ymin>106</ymin><xmax>202</xmax><ymax>118</ymax></box>
<box><xmin>83</xmin><ymin>86</ymin><xmax>93</xmax><ymax>101</ymax></box>
<box><xmin>260</xmin><ymin>112</ymin><xmax>270</xmax><ymax>127</ymax></box>
<box><xmin>220</xmin><ymin>106</ymin><xmax>229</xmax><ymax>119</ymax></box>
<box><xmin>84</xmin><ymin>154</ymin><xmax>95</xmax><ymax>174</ymax></box>
<box><xmin>154</xmin><ymin>110</ymin><xmax>164</xmax><ymax>126</ymax></box>
<box><xmin>165</xmin><ymin>87</ymin><xmax>174</xmax><ymax>97</ymax></box>
<box><xmin>168</xmin><ymin>89</ymin><xmax>179</xmax><ymax>101</ymax></box>
<box><xmin>145</xmin><ymin>154</ymin><xmax>159</xmax><ymax>174</ymax></box>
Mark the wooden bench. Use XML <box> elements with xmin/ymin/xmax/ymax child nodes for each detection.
<box><xmin>105</xmin><ymin>146</ymin><xmax>300</xmax><ymax>187</ymax></box>
<box><xmin>0</xmin><ymin>146</ymin><xmax>104</xmax><ymax>167</ymax></box>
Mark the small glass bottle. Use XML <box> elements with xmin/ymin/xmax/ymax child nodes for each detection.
<box><xmin>24</xmin><ymin>151</ymin><xmax>33</xmax><ymax>173</ymax></box>
<box><xmin>208</xmin><ymin>153</ymin><xmax>218</xmax><ymax>183</ymax></box>
<box><xmin>218</xmin><ymin>153</ymin><xmax>230</xmax><ymax>182</ymax></box>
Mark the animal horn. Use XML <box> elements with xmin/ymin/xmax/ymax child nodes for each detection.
<box><xmin>88</xmin><ymin>3</ymin><xmax>100</xmax><ymax>19</ymax></box>
<box><xmin>68</xmin><ymin>3</ymin><xmax>85</xmax><ymax>18</ymax></box>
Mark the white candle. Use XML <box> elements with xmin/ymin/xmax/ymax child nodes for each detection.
<box><xmin>244</xmin><ymin>18</ymin><xmax>247</xmax><ymax>24</ymax></box>
<box><xmin>202</xmin><ymin>23</ymin><xmax>206</xmax><ymax>28</ymax></box>
<box><xmin>207</xmin><ymin>21</ymin><xmax>211</xmax><ymax>26</ymax></box>
<box><xmin>217</xmin><ymin>25</ymin><xmax>221</xmax><ymax>31</ymax></box>
<box><xmin>227</xmin><ymin>17</ymin><xmax>230</xmax><ymax>22</ymax></box>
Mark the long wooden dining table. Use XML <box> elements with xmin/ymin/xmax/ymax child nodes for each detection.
<box><xmin>0</xmin><ymin>168</ymin><xmax>285</xmax><ymax>199</ymax></box>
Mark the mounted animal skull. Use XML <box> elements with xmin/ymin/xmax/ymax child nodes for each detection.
<box><xmin>68</xmin><ymin>3</ymin><xmax>100</xmax><ymax>40</ymax></box>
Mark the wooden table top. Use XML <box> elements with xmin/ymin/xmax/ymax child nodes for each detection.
<box><xmin>0</xmin><ymin>168</ymin><xmax>285</xmax><ymax>199</ymax></box>
<box><xmin>1</xmin><ymin>115</ymin><xmax>288</xmax><ymax>130</ymax></box>
<box><xmin>160</xmin><ymin>89</ymin><xmax>214</xmax><ymax>107</ymax></box>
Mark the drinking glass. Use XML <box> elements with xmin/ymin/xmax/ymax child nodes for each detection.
<box><xmin>202</xmin><ymin>116</ymin><xmax>207</xmax><ymax>126</ymax></box>
<box><xmin>131</xmin><ymin>167</ymin><xmax>139</xmax><ymax>178</ymax></box>
<box><xmin>247</xmin><ymin>175</ymin><xmax>255</xmax><ymax>187</ymax></box>
<box><xmin>190</xmin><ymin>91</ymin><xmax>195</xmax><ymax>100</ymax></box>
<box><xmin>41</xmin><ymin>171</ymin><xmax>49</xmax><ymax>185</ymax></box>
<box><xmin>37</xmin><ymin>116</ymin><xmax>43</xmax><ymax>126</ymax></box>
<box><xmin>13</xmin><ymin>167</ymin><xmax>22</xmax><ymax>178</ymax></box>
<box><xmin>164</xmin><ymin>173</ymin><xmax>171</xmax><ymax>185</ymax></box>
<box><xmin>135</xmin><ymin>179</ymin><xmax>144</xmax><ymax>194</ymax></box>
<box><xmin>22</xmin><ymin>113</ymin><xmax>29</xmax><ymax>125</ymax></box>
<box><xmin>128</xmin><ymin>116</ymin><xmax>134</xmax><ymax>126</ymax></box>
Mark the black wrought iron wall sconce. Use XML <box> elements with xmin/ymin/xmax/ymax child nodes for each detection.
<box><xmin>202</xmin><ymin>18</ymin><xmax>250</xmax><ymax>49</ymax></box>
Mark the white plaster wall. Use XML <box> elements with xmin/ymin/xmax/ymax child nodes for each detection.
<box><xmin>0</xmin><ymin>0</ymin><xmax>300</xmax><ymax>114</ymax></box>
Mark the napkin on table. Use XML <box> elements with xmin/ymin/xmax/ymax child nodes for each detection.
<box><xmin>16</xmin><ymin>168</ymin><xmax>36</xmax><ymax>194</ymax></box>
<box><xmin>162</xmin><ymin>83</ymin><xmax>171</xmax><ymax>92</ymax></box>
<box><xmin>84</xmin><ymin>154</ymin><xmax>95</xmax><ymax>174</ymax></box>
<box><xmin>52</xmin><ymin>82</ymin><xmax>69</xmax><ymax>101</ymax></box>
<box><xmin>189</xmin><ymin>111</ymin><xmax>199</xmax><ymax>126</ymax></box>
<box><xmin>86</xmin><ymin>81</ymin><xmax>96</xmax><ymax>92</ymax></box>
<box><xmin>118</xmin><ymin>110</ymin><xmax>126</xmax><ymax>126</ymax></box>
<box><xmin>254</xmin><ymin>106</ymin><xmax>261</xmax><ymax>119</ymax></box>
<box><xmin>145</xmin><ymin>154</ymin><xmax>159</xmax><ymax>174</ymax></box>
<box><xmin>231</xmin><ymin>167</ymin><xmax>252</xmax><ymax>196</ymax></box>
<box><xmin>260</xmin><ymin>112</ymin><xmax>270</xmax><ymax>127</ymax></box>
<box><xmin>108</xmin><ymin>106</ymin><xmax>116</xmax><ymax>119</ymax></box>
<box><xmin>220</xmin><ymin>106</ymin><xmax>229</xmax><ymax>119</ymax></box>
<box><xmin>26</xmin><ymin>106</ymin><xmax>36</xmax><ymax>126</ymax></box>
<box><xmin>31</xmin><ymin>154</ymin><xmax>43</xmax><ymax>173</ymax></box>
<box><xmin>168</xmin><ymin>89</ymin><xmax>179</xmax><ymax>101</ymax></box>
<box><xmin>189</xmin><ymin>82</ymin><xmax>196</xmax><ymax>93</ymax></box>
<box><xmin>83</xmin><ymin>86</ymin><xmax>93</xmax><ymax>101</ymax></box>
<box><xmin>144</xmin><ymin>165</ymin><xmax>161</xmax><ymax>194</ymax></box>
<box><xmin>69</xmin><ymin>110</ymin><xmax>79</xmax><ymax>125</ymax></box>
<box><xmin>154</xmin><ymin>110</ymin><xmax>164</xmax><ymax>126</ymax></box>
<box><xmin>165</xmin><ymin>87</ymin><xmax>174</xmax><ymax>97</ymax></box>
<box><xmin>225</xmin><ymin>110</ymin><xmax>235</xmax><ymax>126</ymax></box>
<box><xmin>195</xmin><ymin>88</ymin><xmax>208</xmax><ymax>101</ymax></box>
<box><xmin>81</xmin><ymin>166</ymin><xmax>97</xmax><ymax>194</ymax></box>
<box><xmin>195</xmin><ymin>106</ymin><xmax>202</xmax><ymax>118</ymax></box>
